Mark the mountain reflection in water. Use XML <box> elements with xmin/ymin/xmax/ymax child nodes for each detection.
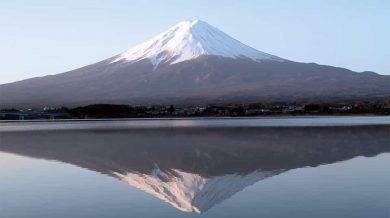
<box><xmin>0</xmin><ymin>125</ymin><xmax>389</xmax><ymax>213</ymax></box>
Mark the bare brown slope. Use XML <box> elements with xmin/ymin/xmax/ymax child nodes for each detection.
<box><xmin>0</xmin><ymin>56</ymin><xmax>388</xmax><ymax>108</ymax></box>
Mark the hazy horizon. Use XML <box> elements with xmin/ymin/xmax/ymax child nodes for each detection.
<box><xmin>1</xmin><ymin>0</ymin><xmax>389</xmax><ymax>84</ymax></box>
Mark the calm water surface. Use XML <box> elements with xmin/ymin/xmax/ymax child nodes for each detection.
<box><xmin>0</xmin><ymin>117</ymin><xmax>389</xmax><ymax>218</ymax></box>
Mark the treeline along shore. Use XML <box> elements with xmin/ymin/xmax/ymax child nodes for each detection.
<box><xmin>1</xmin><ymin>99</ymin><xmax>389</xmax><ymax>120</ymax></box>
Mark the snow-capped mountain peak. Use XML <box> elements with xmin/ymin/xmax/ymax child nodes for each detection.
<box><xmin>111</xmin><ymin>20</ymin><xmax>282</xmax><ymax>67</ymax></box>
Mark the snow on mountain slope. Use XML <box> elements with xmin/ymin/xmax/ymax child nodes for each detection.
<box><xmin>111</xmin><ymin>20</ymin><xmax>283</xmax><ymax>67</ymax></box>
<box><xmin>112</xmin><ymin>165</ymin><xmax>283</xmax><ymax>213</ymax></box>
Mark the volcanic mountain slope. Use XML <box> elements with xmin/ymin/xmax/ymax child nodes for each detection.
<box><xmin>0</xmin><ymin>20</ymin><xmax>388</xmax><ymax>108</ymax></box>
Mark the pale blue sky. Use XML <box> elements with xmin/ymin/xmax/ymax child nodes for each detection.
<box><xmin>1</xmin><ymin>0</ymin><xmax>389</xmax><ymax>84</ymax></box>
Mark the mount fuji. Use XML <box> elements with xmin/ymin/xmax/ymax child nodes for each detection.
<box><xmin>0</xmin><ymin>20</ymin><xmax>388</xmax><ymax>107</ymax></box>
<box><xmin>111</xmin><ymin>20</ymin><xmax>283</xmax><ymax>67</ymax></box>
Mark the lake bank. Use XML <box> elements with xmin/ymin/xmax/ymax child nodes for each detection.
<box><xmin>1</xmin><ymin>116</ymin><xmax>389</xmax><ymax>132</ymax></box>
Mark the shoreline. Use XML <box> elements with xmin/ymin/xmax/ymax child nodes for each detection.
<box><xmin>1</xmin><ymin>114</ymin><xmax>389</xmax><ymax>123</ymax></box>
<box><xmin>1</xmin><ymin>116</ymin><xmax>389</xmax><ymax>132</ymax></box>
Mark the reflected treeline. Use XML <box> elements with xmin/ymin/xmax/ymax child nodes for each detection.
<box><xmin>0</xmin><ymin>126</ymin><xmax>389</xmax><ymax>213</ymax></box>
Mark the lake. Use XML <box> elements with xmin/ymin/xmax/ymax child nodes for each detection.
<box><xmin>0</xmin><ymin>116</ymin><xmax>389</xmax><ymax>218</ymax></box>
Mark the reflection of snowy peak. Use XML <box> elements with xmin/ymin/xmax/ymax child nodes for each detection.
<box><xmin>112</xmin><ymin>165</ymin><xmax>282</xmax><ymax>213</ymax></box>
